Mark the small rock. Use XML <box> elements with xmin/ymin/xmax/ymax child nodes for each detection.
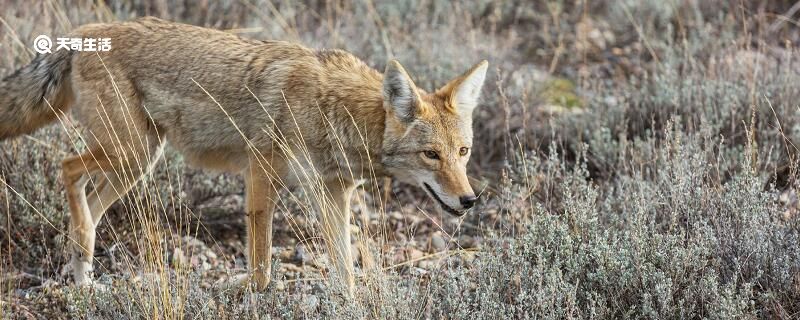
<box><xmin>205</xmin><ymin>250</ymin><xmax>218</xmax><ymax>260</ymax></box>
<box><xmin>418</xmin><ymin>260</ymin><xmax>436</xmax><ymax>270</ymax></box>
<box><xmin>301</xmin><ymin>294</ymin><xmax>320</xmax><ymax>312</ymax></box>
<box><xmin>408</xmin><ymin>248</ymin><xmax>425</xmax><ymax>262</ymax></box>
<box><xmin>391</xmin><ymin>250</ymin><xmax>406</xmax><ymax>265</ymax></box>
<box><xmin>410</xmin><ymin>267</ymin><xmax>428</xmax><ymax>276</ymax></box>
<box><xmin>430</xmin><ymin>232</ymin><xmax>447</xmax><ymax>252</ymax></box>
<box><xmin>389</xmin><ymin>211</ymin><xmax>403</xmax><ymax>221</ymax></box>
<box><xmin>311</xmin><ymin>283</ymin><xmax>326</xmax><ymax>295</ymax></box>
<box><xmin>457</xmin><ymin>235</ymin><xmax>476</xmax><ymax>249</ymax></box>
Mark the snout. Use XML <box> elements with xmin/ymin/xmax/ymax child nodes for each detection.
<box><xmin>460</xmin><ymin>195</ymin><xmax>478</xmax><ymax>209</ymax></box>
<box><xmin>423</xmin><ymin>182</ymin><xmax>478</xmax><ymax>216</ymax></box>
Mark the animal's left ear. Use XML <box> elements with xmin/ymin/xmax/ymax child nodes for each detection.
<box><xmin>438</xmin><ymin>60</ymin><xmax>489</xmax><ymax>115</ymax></box>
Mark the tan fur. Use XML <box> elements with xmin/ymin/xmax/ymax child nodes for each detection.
<box><xmin>0</xmin><ymin>17</ymin><xmax>488</xmax><ymax>294</ymax></box>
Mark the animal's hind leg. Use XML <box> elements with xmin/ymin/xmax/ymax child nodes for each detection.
<box><xmin>62</xmin><ymin>148</ymin><xmax>113</xmax><ymax>285</ymax></box>
<box><xmin>62</xmin><ymin>141</ymin><xmax>164</xmax><ymax>285</ymax></box>
<box><xmin>63</xmin><ymin>64</ymin><xmax>165</xmax><ymax>285</ymax></box>
<box><xmin>86</xmin><ymin>142</ymin><xmax>165</xmax><ymax>223</ymax></box>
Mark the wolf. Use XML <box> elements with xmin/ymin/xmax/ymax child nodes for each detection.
<box><xmin>0</xmin><ymin>17</ymin><xmax>488</xmax><ymax>294</ymax></box>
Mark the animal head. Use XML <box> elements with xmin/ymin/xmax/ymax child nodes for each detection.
<box><xmin>380</xmin><ymin>59</ymin><xmax>488</xmax><ymax>216</ymax></box>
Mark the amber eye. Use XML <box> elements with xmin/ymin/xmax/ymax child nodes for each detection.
<box><xmin>423</xmin><ymin>150</ymin><xmax>440</xmax><ymax>160</ymax></box>
<box><xmin>459</xmin><ymin>147</ymin><xmax>469</xmax><ymax>156</ymax></box>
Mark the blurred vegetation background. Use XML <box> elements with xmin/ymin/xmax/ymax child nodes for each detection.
<box><xmin>1</xmin><ymin>0</ymin><xmax>799</xmax><ymax>318</ymax></box>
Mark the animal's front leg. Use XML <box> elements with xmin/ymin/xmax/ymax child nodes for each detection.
<box><xmin>245</xmin><ymin>157</ymin><xmax>284</xmax><ymax>291</ymax></box>
<box><xmin>320</xmin><ymin>180</ymin><xmax>357</xmax><ymax>295</ymax></box>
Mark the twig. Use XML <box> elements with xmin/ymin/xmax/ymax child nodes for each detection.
<box><xmin>768</xmin><ymin>1</ymin><xmax>800</xmax><ymax>33</ymax></box>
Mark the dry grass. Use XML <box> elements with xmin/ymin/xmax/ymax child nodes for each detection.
<box><xmin>2</xmin><ymin>0</ymin><xmax>800</xmax><ymax>319</ymax></box>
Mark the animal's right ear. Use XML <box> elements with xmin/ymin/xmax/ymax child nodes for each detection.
<box><xmin>383</xmin><ymin>60</ymin><xmax>421</xmax><ymax>122</ymax></box>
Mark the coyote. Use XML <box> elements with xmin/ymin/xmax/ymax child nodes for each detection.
<box><xmin>0</xmin><ymin>17</ymin><xmax>488</xmax><ymax>294</ymax></box>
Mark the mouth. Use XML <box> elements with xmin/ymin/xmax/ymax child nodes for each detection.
<box><xmin>423</xmin><ymin>183</ymin><xmax>464</xmax><ymax>216</ymax></box>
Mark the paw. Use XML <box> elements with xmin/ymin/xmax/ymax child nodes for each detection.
<box><xmin>68</xmin><ymin>259</ymin><xmax>95</xmax><ymax>287</ymax></box>
<box><xmin>215</xmin><ymin>273</ymin><xmax>272</xmax><ymax>292</ymax></box>
<box><xmin>83</xmin><ymin>281</ymin><xmax>110</xmax><ymax>293</ymax></box>
<box><xmin>215</xmin><ymin>273</ymin><xmax>250</xmax><ymax>292</ymax></box>
<box><xmin>70</xmin><ymin>275</ymin><xmax>110</xmax><ymax>293</ymax></box>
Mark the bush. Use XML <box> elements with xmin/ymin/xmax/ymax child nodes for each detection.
<box><xmin>2</xmin><ymin>0</ymin><xmax>799</xmax><ymax>318</ymax></box>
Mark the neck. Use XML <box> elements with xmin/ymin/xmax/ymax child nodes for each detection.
<box><xmin>318</xmin><ymin>66</ymin><xmax>388</xmax><ymax>175</ymax></box>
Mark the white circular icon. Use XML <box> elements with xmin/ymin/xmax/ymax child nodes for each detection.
<box><xmin>33</xmin><ymin>35</ymin><xmax>53</xmax><ymax>54</ymax></box>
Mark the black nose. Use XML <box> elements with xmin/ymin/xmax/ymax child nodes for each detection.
<box><xmin>460</xmin><ymin>195</ymin><xmax>478</xmax><ymax>209</ymax></box>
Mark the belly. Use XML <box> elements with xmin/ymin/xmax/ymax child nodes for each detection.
<box><xmin>179</xmin><ymin>146</ymin><xmax>249</xmax><ymax>172</ymax></box>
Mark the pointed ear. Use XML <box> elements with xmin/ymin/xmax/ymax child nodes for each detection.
<box><xmin>439</xmin><ymin>60</ymin><xmax>488</xmax><ymax>115</ymax></box>
<box><xmin>383</xmin><ymin>60</ymin><xmax>421</xmax><ymax>122</ymax></box>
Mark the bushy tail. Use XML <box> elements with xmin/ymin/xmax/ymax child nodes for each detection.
<box><xmin>0</xmin><ymin>50</ymin><xmax>75</xmax><ymax>140</ymax></box>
